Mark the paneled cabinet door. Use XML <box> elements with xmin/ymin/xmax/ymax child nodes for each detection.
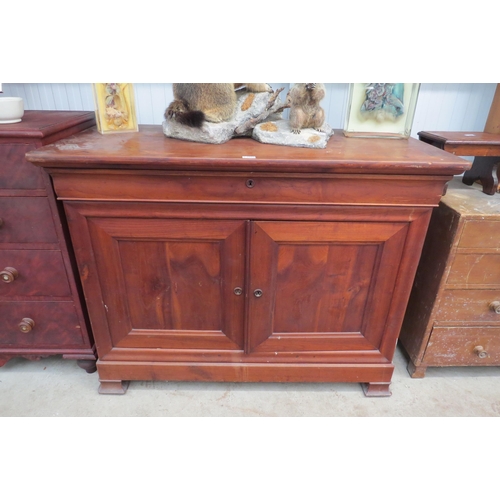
<box><xmin>246</xmin><ymin>221</ymin><xmax>410</xmax><ymax>358</ymax></box>
<box><xmin>86</xmin><ymin>217</ymin><xmax>247</xmax><ymax>355</ymax></box>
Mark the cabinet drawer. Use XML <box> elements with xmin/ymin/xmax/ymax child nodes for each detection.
<box><xmin>0</xmin><ymin>250</ymin><xmax>71</xmax><ymax>297</ymax></box>
<box><xmin>447</xmin><ymin>253</ymin><xmax>500</xmax><ymax>286</ymax></box>
<box><xmin>459</xmin><ymin>220</ymin><xmax>500</xmax><ymax>249</ymax></box>
<box><xmin>0</xmin><ymin>301</ymin><xmax>84</xmax><ymax>347</ymax></box>
<box><xmin>0</xmin><ymin>197</ymin><xmax>58</xmax><ymax>243</ymax></box>
<box><xmin>437</xmin><ymin>290</ymin><xmax>500</xmax><ymax>324</ymax></box>
<box><xmin>52</xmin><ymin>172</ymin><xmax>444</xmax><ymax>206</ymax></box>
<box><xmin>0</xmin><ymin>144</ymin><xmax>45</xmax><ymax>190</ymax></box>
<box><xmin>424</xmin><ymin>326</ymin><xmax>500</xmax><ymax>365</ymax></box>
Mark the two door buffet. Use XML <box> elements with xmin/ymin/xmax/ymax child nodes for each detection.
<box><xmin>27</xmin><ymin>126</ymin><xmax>469</xmax><ymax>395</ymax></box>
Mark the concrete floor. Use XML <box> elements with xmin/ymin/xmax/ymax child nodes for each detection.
<box><xmin>1</xmin><ymin>344</ymin><xmax>499</xmax><ymax>416</ymax></box>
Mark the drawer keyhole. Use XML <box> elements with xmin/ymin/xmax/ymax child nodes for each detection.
<box><xmin>246</xmin><ymin>179</ymin><xmax>255</xmax><ymax>188</ymax></box>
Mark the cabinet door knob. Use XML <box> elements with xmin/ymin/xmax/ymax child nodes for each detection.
<box><xmin>253</xmin><ymin>289</ymin><xmax>263</xmax><ymax>298</ymax></box>
<box><xmin>233</xmin><ymin>287</ymin><xmax>243</xmax><ymax>296</ymax></box>
<box><xmin>1</xmin><ymin>267</ymin><xmax>19</xmax><ymax>283</ymax></box>
<box><xmin>489</xmin><ymin>301</ymin><xmax>500</xmax><ymax>314</ymax></box>
<box><xmin>19</xmin><ymin>318</ymin><xmax>35</xmax><ymax>333</ymax></box>
<box><xmin>473</xmin><ymin>345</ymin><xmax>488</xmax><ymax>358</ymax></box>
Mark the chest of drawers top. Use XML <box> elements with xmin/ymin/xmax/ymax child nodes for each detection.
<box><xmin>441</xmin><ymin>180</ymin><xmax>500</xmax><ymax>218</ymax></box>
<box><xmin>0</xmin><ymin>110</ymin><xmax>95</xmax><ymax>142</ymax></box>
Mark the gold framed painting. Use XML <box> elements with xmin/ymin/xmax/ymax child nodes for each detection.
<box><xmin>343</xmin><ymin>83</ymin><xmax>420</xmax><ymax>139</ymax></box>
<box><xmin>92</xmin><ymin>83</ymin><xmax>139</xmax><ymax>134</ymax></box>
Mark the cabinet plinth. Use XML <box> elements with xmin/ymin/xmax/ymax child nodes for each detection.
<box><xmin>26</xmin><ymin>126</ymin><xmax>470</xmax><ymax>395</ymax></box>
<box><xmin>0</xmin><ymin>111</ymin><xmax>96</xmax><ymax>370</ymax></box>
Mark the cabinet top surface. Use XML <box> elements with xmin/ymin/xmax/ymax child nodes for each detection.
<box><xmin>27</xmin><ymin>125</ymin><xmax>471</xmax><ymax>175</ymax></box>
<box><xmin>0</xmin><ymin>110</ymin><xmax>96</xmax><ymax>140</ymax></box>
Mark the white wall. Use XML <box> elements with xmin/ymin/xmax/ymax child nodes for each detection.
<box><xmin>2</xmin><ymin>83</ymin><xmax>497</xmax><ymax>138</ymax></box>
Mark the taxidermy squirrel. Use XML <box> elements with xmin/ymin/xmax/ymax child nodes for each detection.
<box><xmin>165</xmin><ymin>83</ymin><xmax>272</xmax><ymax>127</ymax></box>
<box><xmin>287</xmin><ymin>83</ymin><xmax>326</xmax><ymax>134</ymax></box>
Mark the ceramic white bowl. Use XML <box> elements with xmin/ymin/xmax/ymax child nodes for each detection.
<box><xmin>0</xmin><ymin>97</ymin><xmax>24</xmax><ymax>124</ymax></box>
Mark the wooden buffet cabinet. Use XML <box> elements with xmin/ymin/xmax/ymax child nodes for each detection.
<box><xmin>0</xmin><ymin>111</ymin><xmax>96</xmax><ymax>371</ymax></box>
<box><xmin>26</xmin><ymin>126</ymin><xmax>469</xmax><ymax>395</ymax></box>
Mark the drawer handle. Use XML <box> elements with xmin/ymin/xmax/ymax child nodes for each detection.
<box><xmin>0</xmin><ymin>267</ymin><xmax>19</xmax><ymax>283</ymax></box>
<box><xmin>233</xmin><ymin>287</ymin><xmax>243</xmax><ymax>296</ymax></box>
<box><xmin>473</xmin><ymin>345</ymin><xmax>488</xmax><ymax>359</ymax></box>
<box><xmin>254</xmin><ymin>289</ymin><xmax>263</xmax><ymax>298</ymax></box>
<box><xmin>19</xmin><ymin>318</ymin><xmax>35</xmax><ymax>333</ymax></box>
<box><xmin>489</xmin><ymin>301</ymin><xmax>500</xmax><ymax>314</ymax></box>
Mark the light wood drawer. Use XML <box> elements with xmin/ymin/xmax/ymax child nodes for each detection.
<box><xmin>459</xmin><ymin>220</ymin><xmax>500</xmax><ymax>249</ymax></box>
<box><xmin>0</xmin><ymin>301</ymin><xmax>84</xmax><ymax>347</ymax></box>
<box><xmin>0</xmin><ymin>250</ymin><xmax>71</xmax><ymax>297</ymax></box>
<box><xmin>447</xmin><ymin>253</ymin><xmax>500</xmax><ymax>286</ymax></box>
<box><xmin>0</xmin><ymin>197</ymin><xmax>58</xmax><ymax>244</ymax></box>
<box><xmin>437</xmin><ymin>290</ymin><xmax>500</xmax><ymax>324</ymax></box>
<box><xmin>0</xmin><ymin>144</ymin><xmax>45</xmax><ymax>190</ymax></box>
<box><xmin>424</xmin><ymin>326</ymin><xmax>500</xmax><ymax>365</ymax></box>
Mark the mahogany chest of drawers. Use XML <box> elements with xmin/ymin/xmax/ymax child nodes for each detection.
<box><xmin>27</xmin><ymin>126</ymin><xmax>469</xmax><ymax>395</ymax></box>
<box><xmin>400</xmin><ymin>177</ymin><xmax>500</xmax><ymax>377</ymax></box>
<box><xmin>0</xmin><ymin>111</ymin><xmax>96</xmax><ymax>371</ymax></box>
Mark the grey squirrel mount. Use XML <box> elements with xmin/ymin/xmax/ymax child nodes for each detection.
<box><xmin>252</xmin><ymin>83</ymin><xmax>333</xmax><ymax>149</ymax></box>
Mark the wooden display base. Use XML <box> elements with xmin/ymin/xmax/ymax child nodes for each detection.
<box><xmin>418</xmin><ymin>131</ymin><xmax>500</xmax><ymax>195</ymax></box>
<box><xmin>462</xmin><ymin>156</ymin><xmax>499</xmax><ymax>195</ymax></box>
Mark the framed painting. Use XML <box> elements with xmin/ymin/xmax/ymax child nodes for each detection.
<box><xmin>344</xmin><ymin>83</ymin><xmax>420</xmax><ymax>139</ymax></box>
<box><xmin>92</xmin><ymin>83</ymin><xmax>138</xmax><ymax>134</ymax></box>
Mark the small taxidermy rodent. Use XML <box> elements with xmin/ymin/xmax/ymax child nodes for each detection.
<box><xmin>287</xmin><ymin>83</ymin><xmax>326</xmax><ymax>134</ymax></box>
<box><xmin>165</xmin><ymin>83</ymin><xmax>272</xmax><ymax>127</ymax></box>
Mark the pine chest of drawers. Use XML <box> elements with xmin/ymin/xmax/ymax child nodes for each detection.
<box><xmin>27</xmin><ymin>126</ymin><xmax>469</xmax><ymax>395</ymax></box>
<box><xmin>0</xmin><ymin>111</ymin><xmax>96</xmax><ymax>371</ymax></box>
<box><xmin>400</xmin><ymin>177</ymin><xmax>500</xmax><ymax>377</ymax></box>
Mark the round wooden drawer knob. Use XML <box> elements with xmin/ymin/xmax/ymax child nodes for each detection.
<box><xmin>473</xmin><ymin>345</ymin><xmax>488</xmax><ymax>358</ymax></box>
<box><xmin>18</xmin><ymin>318</ymin><xmax>35</xmax><ymax>333</ymax></box>
<box><xmin>0</xmin><ymin>267</ymin><xmax>19</xmax><ymax>283</ymax></box>
<box><xmin>489</xmin><ymin>301</ymin><xmax>500</xmax><ymax>314</ymax></box>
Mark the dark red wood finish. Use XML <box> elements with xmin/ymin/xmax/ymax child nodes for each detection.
<box><xmin>0</xmin><ymin>111</ymin><xmax>96</xmax><ymax>370</ymax></box>
<box><xmin>27</xmin><ymin>126</ymin><xmax>471</xmax><ymax>395</ymax></box>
